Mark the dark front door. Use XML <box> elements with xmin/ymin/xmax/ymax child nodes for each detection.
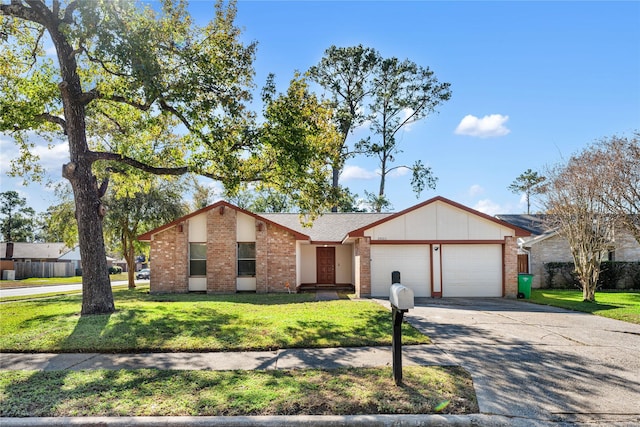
<box><xmin>316</xmin><ymin>247</ymin><xmax>336</xmax><ymax>284</ymax></box>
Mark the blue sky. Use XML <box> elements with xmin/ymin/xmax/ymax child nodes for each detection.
<box><xmin>1</xmin><ymin>0</ymin><xmax>639</xmax><ymax>216</ymax></box>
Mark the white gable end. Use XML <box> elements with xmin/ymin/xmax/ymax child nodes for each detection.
<box><xmin>364</xmin><ymin>200</ymin><xmax>514</xmax><ymax>240</ymax></box>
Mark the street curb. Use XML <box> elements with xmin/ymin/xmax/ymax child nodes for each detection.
<box><xmin>0</xmin><ymin>414</ymin><xmax>562</xmax><ymax>427</ymax></box>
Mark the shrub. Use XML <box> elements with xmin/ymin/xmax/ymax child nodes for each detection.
<box><xmin>544</xmin><ymin>261</ymin><xmax>640</xmax><ymax>290</ymax></box>
<box><xmin>108</xmin><ymin>266</ymin><xmax>123</xmax><ymax>275</ymax></box>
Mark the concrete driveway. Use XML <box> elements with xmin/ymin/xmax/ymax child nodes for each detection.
<box><xmin>398</xmin><ymin>298</ymin><xmax>640</xmax><ymax>425</ymax></box>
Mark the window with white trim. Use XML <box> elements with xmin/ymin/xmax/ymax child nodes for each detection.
<box><xmin>189</xmin><ymin>243</ymin><xmax>207</xmax><ymax>276</ymax></box>
<box><xmin>237</xmin><ymin>242</ymin><xmax>256</xmax><ymax>277</ymax></box>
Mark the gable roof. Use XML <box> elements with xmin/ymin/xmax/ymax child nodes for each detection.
<box><xmin>347</xmin><ymin>196</ymin><xmax>531</xmax><ymax>238</ymax></box>
<box><xmin>137</xmin><ymin>200</ymin><xmax>310</xmax><ymax>242</ymax></box>
<box><xmin>260</xmin><ymin>212</ymin><xmax>392</xmax><ymax>243</ymax></box>
<box><xmin>138</xmin><ymin>196</ymin><xmax>532</xmax><ymax>244</ymax></box>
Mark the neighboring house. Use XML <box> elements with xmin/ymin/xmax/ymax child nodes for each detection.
<box><xmin>1</xmin><ymin>242</ymin><xmax>69</xmax><ymax>262</ymax></box>
<box><xmin>58</xmin><ymin>246</ymin><xmax>126</xmax><ymax>272</ymax></box>
<box><xmin>138</xmin><ymin>196</ymin><xmax>529</xmax><ymax>298</ymax></box>
<box><xmin>0</xmin><ymin>242</ymin><xmax>71</xmax><ymax>279</ymax></box>
<box><xmin>496</xmin><ymin>214</ymin><xmax>640</xmax><ymax>288</ymax></box>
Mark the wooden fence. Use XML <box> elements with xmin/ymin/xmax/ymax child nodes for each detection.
<box><xmin>14</xmin><ymin>262</ymin><xmax>76</xmax><ymax>279</ymax></box>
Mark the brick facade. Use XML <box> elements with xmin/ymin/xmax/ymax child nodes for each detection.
<box><xmin>529</xmin><ymin>228</ymin><xmax>640</xmax><ymax>288</ymax></box>
<box><xmin>529</xmin><ymin>234</ymin><xmax>574</xmax><ymax>288</ymax></box>
<box><xmin>503</xmin><ymin>236</ymin><xmax>518</xmax><ymax>297</ymax></box>
<box><xmin>354</xmin><ymin>237</ymin><xmax>371</xmax><ymax>298</ymax></box>
<box><xmin>206</xmin><ymin>206</ymin><xmax>236</xmax><ymax>293</ymax></box>
<box><xmin>261</xmin><ymin>223</ymin><xmax>297</xmax><ymax>293</ymax></box>
<box><xmin>149</xmin><ymin>205</ymin><xmax>298</xmax><ymax>294</ymax></box>
<box><xmin>149</xmin><ymin>223</ymin><xmax>188</xmax><ymax>293</ymax></box>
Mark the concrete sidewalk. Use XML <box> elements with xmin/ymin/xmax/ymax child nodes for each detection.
<box><xmin>0</xmin><ymin>344</ymin><xmax>453</xmax><ymax>371</ymax></box>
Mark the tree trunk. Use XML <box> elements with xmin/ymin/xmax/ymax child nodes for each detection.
<box><xmin>125</xmin><ymin>237</ymin><xmax>136</xmax><ymax>289</ymax></box>
<box><xmin>68</xmin><ymin>159</ymin><xmax>115</xmax><ymax>315</ymax></box>
<box><xmin>331</xmin><ymin>166</ymin><xmax>340</xmax><ymax>212</ymax></box>
<box><xmin>50</xmin><ymin>11</ymin><xmax>116</xmax><ymax>316</ymax></box>
<box><xmin>583</xmin><ymin>284</ymin><xmax>596</xmax><ymax>302</ymax></box>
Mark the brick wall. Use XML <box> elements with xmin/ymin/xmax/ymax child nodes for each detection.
<box><xmin>530</xmin><ymin>235</ymin><xmax>574</xmax><ymax>288</ymax></box>
<box><xmin>503</xmin><ymin>236</ymin><xmax>518</xmax><ymax>297</ymax></box>
<box><xmin>255</xmin><ymin>220</ymin><xmax>268</xmax><ymax>292</ymax></box>
<box><xmin>207</xmin><ymin>206</ymin><xmax>236</xmax><ymax>293</ymax></box>
<box><xmin>354</xmin><ymin>237</ymin><xmax>371</xmax><ymax>297</ymax></box>
<box><xmin>616</xmin><ymin>230</ymin><xmax>640</xmax><ymax>261</ymax></box>
<box><xmin>149</xmin><ymin>223</ymin><xmax>188</xmax><ymax>293</ymax></box>
<box><xmin>262</xmin><ymin>223</ymin><xmax>297</xmax><ymax>293</ymax></box>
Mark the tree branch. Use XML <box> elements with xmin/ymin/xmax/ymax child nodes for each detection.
<box><xmin>36</xmin><ymin>112</ymin><xmax>67</xmax><ymax>134</ymax></box>
<box><xmin>83</xmin><ymin>151</ymin><xmax>189</xmax><ymax>176</ymax></box>
<box><xmin>62</xmin><ymin>0</ymin><xmax>77</xmax><ymax>24</ymax></box>
<box><xmin>1</xmin><ymin>1</ymin><xmax>45</xmax><ymax>25</ymax></box>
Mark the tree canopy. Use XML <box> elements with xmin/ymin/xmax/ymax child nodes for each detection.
<box><xmin>1</xmin><ymin>0</ymin><xmax>337</xmax><ymax>314</ymax></box>
<box><xmin>508</xmin><ymin>169</ymin><xmax>546</xmax><ymax>214</ymax></box>
<box><xmin>0</xmin><ymin>190</ymin><xmax>37</xmax><ymax>242</ymax></box>
<box><xmin>310</xmin><ymin>45</ymin><xmax>451</xmax><ymax>211</ymax></box>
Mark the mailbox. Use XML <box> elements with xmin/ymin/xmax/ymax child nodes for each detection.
<box><xmin>390</xmin><ymin>283</ymin><xmax>414</xmax><ymax>310</ymax></box>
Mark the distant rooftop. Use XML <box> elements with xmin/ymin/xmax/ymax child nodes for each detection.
<box><xmin>1</xmin><ymin>242</ymin><xmax>69</xmax><ymax>260</ymax></box>
<box><xmin>494</xmin><ymin>214</ymin><xmax>554</xmax><ymax>236</ymax></box>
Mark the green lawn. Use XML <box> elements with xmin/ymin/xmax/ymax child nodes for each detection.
<box><xmin>0</xmin><ymin>286</ymin><xmax>476</xmax><ymax>417</ymax></box>
<box><xmin>0</xmin><ymin>286</ymin><xmax>429</xmax><ymax>352</ymax></box>
<box><xmin>0</xmin><ymin>366</ymin><xmax>477</xmax><ymax>416</ymax></box>
<box><xmin>530</xmin><ymin>289</ymin><xmax>640</xmax><ymax>324</ymax></box>
<box><xmin>0</xmin><ymin>273</ymin><xmax>129</xmax><ymax>289</ymax></box>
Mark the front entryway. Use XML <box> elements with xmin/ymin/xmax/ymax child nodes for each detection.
<box><xmin>316</xmin><ymin>247</ymin><xmax>335</xmax><ymax>284</ymax></box>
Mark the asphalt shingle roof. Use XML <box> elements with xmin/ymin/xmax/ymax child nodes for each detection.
<box><xmin>0</xmin><ymin>242</ymin><xmax>69</xmax><ymax>260</ymax></box>
<box><xmin>495</xmin><ymin>214</ymin><xmax>554</xmax><ymax>236</ymax></box>
<box><xmin>260</xmin><ymin>212</ymin><xmax>393</xmax><ymax>242</ymax></box>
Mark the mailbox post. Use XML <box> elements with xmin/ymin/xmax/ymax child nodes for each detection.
<box><xmin>389</xmin><ymin>282</ymin><xmax>414</xmax><ymax>386</ymax></box>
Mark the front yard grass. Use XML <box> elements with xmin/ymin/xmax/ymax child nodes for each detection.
<box><xmin>0</xmin><ymin>286</ymin><xmax>479</xmax><ymax>417</ymax></box>
<box><xmin>530</xmin><ymin>289</ymin><xmax>640</xmax><ymax>324</ymax></box>
<box><xmin>0</xmin><ymin>286</ymin><xmax>429</xmax><ymax>352</ymax></box>
<box><xmin>0</xmin><ymin>273</ymin><xmax>129</xmax><ymax>289</ymax></box>
<box><xmin>0</xmin><ymin>366</ymin><xmax>477</xmax><ymax>416</ymax></box>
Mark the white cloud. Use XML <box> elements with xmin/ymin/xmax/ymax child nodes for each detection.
<box><xmin>33</xmin><ymin>142</ymin><xmax>69</xmax><ymax>171</ymax></box>
<box><xmin>468</xmin><ymin>184</ymin><xmax>484</xmax><ymax>197</ymax></box>
<box><xmin>385</xmin><ymin>167</ymin><xmax>410</xmax><ymax>178</ymax></box>
<box><xmin>0</xmin><ymin>134</ymin><xmax>69</xmax><ymax>176</ymax></box>
<box><xmin>401</xmin><ymin>108</ymin><xmax>416</xmax><ymax>131</ymax></box>
<box><xmin>454</xmin><ymin>114</ymin><xmax>511</xmax><ymax>138</ymax></box>
<box><xmin>340</xmin><ymin>165</ymin><xmax>378</xmax><ymax>181</ymax></box>
<box><xmin>473</xmin><ymin>199</ymin><xmax>503</xmax><ymax>216</ymax></box>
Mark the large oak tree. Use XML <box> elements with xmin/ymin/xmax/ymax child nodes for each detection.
<box><xmin>1</xmin><ymin>0</ymin><xmax>337</xmax><ymax>315</ymax></box>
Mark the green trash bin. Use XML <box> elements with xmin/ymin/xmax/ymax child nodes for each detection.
<box><xmin>518</xmin><ymin>274</ymin><xmax>533</xmax><ymax>299</ymax></box>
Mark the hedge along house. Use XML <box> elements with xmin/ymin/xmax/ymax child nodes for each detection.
<box><xmin>138</xmin><ymin>196</ymin><xmax>529</xmax><ymax>298</ymax></box>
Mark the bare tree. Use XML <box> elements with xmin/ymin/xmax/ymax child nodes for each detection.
<box><xmin>589</xmin><ymin>133</ymin><xmax>640</xmax><ymax>244</ymax></box>
<box><xmin>543</xmin><ymin>155</ymin><xmax>615</xmax><ymax>302</ymax></box>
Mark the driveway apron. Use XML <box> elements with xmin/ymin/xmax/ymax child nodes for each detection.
<box><xmin>396</xmin><ymin>298</ymin><xmax>640</xmax><ymax>424</ymax></box>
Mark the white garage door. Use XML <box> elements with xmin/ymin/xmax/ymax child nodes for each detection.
<box><xmin>370</xmin><ymin>245</ymin><xmax>430</xmax><ymax>297</ymax></box>
<box><xmin>442</xmin><ymin>244</ymin><xmax>502</xmax><ymax>297</ymax></box>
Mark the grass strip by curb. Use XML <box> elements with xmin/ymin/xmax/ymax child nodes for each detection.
<box><xmin>0</xmin><ymin>366</ymin><xmax>477</xmax><ymax>417</ymax></box>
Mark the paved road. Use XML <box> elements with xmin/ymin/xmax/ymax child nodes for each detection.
<box><xmin>394</xmin><ymin>298</ymin><xmax>640</xmax><ymax>425</ymax></box>
<box><xmin>0</xmin><ymin>280</ymin><xmax>147</xmax><ymax>298</ymax></box>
